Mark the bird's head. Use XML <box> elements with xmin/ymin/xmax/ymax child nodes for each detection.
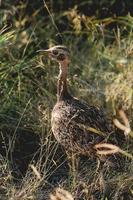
<box><xmin>38</xmin><ymin>45</ymin><xmax>70</xmax><ymax>64</ymax></box>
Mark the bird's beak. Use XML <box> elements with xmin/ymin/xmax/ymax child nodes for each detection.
<box><xmin>37</xmin><ymin>49</ymin><xmax>51</xmax><ymax>54</ymax></box>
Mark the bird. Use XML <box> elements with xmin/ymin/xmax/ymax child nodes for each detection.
<box><xmin>39</xmin><ymin>45</ymin><xmax>118</xmax><ymax>169</ymax></box>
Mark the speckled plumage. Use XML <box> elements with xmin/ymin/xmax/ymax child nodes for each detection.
<box><xmin>45</xmin><ymin>45</ymin><xmax>115</xmax><ymax>155</ymax></box>
<box><xmin>51</xmin><ymin>96</ymin><xmax>114</xmax><ymax>155</ymax></box>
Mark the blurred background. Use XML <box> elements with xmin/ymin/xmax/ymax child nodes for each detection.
<box><xmin>0</xmin><ymin>0</ymin><xmax>133</xmax><ymax>199</ymax></box>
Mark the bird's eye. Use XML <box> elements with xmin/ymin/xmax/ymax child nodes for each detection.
<box><xmin>57</xmin><ymin>53</ymin><xmax>65</xmax><ymax>61</ymax></box>
<box><xmin>52</xmin><ymin>50</ymin><xmax>58</xmax><ymax>55</ymax></box>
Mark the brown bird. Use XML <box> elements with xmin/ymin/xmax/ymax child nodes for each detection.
<box><xmin>40</xmin><ymin>45</ymin><xmax>115</xmax><ymax>157</ymax></box>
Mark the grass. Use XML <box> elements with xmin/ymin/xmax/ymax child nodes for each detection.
<box><xmin>0</xmin><ymin>2</ymin><xmax>133</xmax><ymax>199</ymax></box>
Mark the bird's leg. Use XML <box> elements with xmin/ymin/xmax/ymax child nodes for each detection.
<box><xmin>66</xmin><ymin>151</ymin><xmax>79</xmax><ymax>188</ymax></box>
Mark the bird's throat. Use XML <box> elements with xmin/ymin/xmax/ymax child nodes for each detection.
<box><xmin>57</xmin><ymin>62</ymin><xmax>71</xmax><ymax>101</ymax></box>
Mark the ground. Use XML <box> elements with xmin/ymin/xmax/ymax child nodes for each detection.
<box><xmin>0</xmin><ymin>1</ymin><xmax>133</xmax><ymax>199</ymax></box>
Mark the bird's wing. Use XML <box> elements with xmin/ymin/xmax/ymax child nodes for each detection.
<box><xmin>69</xmin><ymin>98</ymin><xmax>114</xmax><ymax>136</ymax></box>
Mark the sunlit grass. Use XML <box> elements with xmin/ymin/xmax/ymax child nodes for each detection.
<box><xmin>0</xmin><ymin>2</ymin><xmax>133</xmax><ymax>199</ymax></box>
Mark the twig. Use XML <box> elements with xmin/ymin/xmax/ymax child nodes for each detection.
<box><xmin>118</xmin><ymin>109</ymin><xmax>130</xmax><ymax>128</ymax></box>
<box><xmin>113</xmin><ymin>109</ymin><xmax>132</xmax><ymax>136</ymax></box>
<box><xmin>29</xmin><ymin>164</ymin><xmax>41</xmax><ymax>180</ymax></box>
<box><xmin>95</xmin><ymin>143</ymin><xmax>133</xmax><ymax>160</ymax></box>
<box><xmin>113</xmin><ymin>118</ymin><xmax>131</xmax><ymax>135</ymax></box>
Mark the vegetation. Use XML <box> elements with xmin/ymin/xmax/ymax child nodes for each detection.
<box><xmin>0</xmin><ymin>1</ymin><xmax>133</xmax><ymax>199</ymax></box>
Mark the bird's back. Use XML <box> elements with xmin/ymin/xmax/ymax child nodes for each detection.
<box><xmin>51</xmin><ymin>97</ymin><xmax>114</xmax><ymax>154</ymax></box>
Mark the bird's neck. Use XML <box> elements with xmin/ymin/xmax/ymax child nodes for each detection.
<box><xmin>57</xmin><ymin>61</ymin><xmax>71</xmax><ymax>101</ymax></box>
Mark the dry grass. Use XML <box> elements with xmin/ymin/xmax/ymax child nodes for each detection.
<box><xmin>0</xmin><ymin>1</ymin><xmax>133</xmax><ymax>199</ymax></box>
<box><xmin>50</xmin><ymin>188</ymin><xmax>74</xmax><ymax>200</ymax></box>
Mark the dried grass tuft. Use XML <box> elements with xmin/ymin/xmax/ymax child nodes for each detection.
<box><xmin>50</xmin><ymin>188</ymin><xmax>74</xmax><ymax>200</ymax></box>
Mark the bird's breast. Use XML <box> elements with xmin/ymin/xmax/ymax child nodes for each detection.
<box><xmin>51</xmin><ymin>102</ymin><xmax>72</xmax><ymax>143</ymax></box>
